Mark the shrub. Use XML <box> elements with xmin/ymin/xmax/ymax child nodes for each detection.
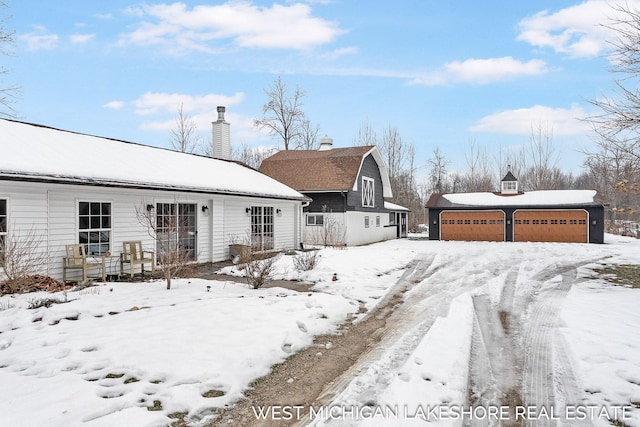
<box><xmin>27</xmin><ymin>296</ymin><xmax>63</xmax><ymax>309</ymax></box>
<box><xmin>245</xmin><ymin>255</ymin><xmax>276</xmax><ymax>289</ymax></box>
<box><xmin>293</xmin><ymin>250</ymin><xmax>320</xmax><ymax>272</ymax></box>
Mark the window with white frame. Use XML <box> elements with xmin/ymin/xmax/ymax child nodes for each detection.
<box><xmin>0</xmin><ymin>199</ymin><xmax>6</xmax><ymax>262</ymax></box>
<box><xmin>306</xmin><ymin>214</ymin><xmax>324</xmax><ymax>226</ymax></box>
<box><xmin>362</xmin><ymin>177</ymin><xmax>374</xmax><ymax>207</ymax></box>
<box><xmin>376</xmin><ymin>216</ymin><xmax>380</xmax><ymax>227</ymax></box>
<box><xmin>78</xmin><ymin>201</ymin><xmax>111</xmax><ymax>255</ymax></box>
<box><xmin>364</xmin><ymin>216</ymin><xmax>370</xmax><ymax>228</ymax></box>
<box><xmin>251</xmin><ymin>206</ymin><xmax>274</xmax><ymax>251</ymax></box>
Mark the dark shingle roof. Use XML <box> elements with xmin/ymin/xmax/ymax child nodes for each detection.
<box><xmin>501</xmin><ymin>171</ymin><xmax>518</xmax><ymax>182</ymax></box>
<box><xmin>259</xmin><ymin>146</ymin><xmax>375</xmax><ymax>192</ymax></box>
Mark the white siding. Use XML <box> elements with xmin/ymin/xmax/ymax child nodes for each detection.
<box><xmin>220</xmin><ymin>197</ymin><xmax>301</xmax><ymax>259</ymax></box>
<box><xmin>1</xmin><ymin>180</ymin><xmax>301</xmax><ymax>280</ymax></box>
<box><xmin>302</xmin><ymin>211</ymin><xmax>395</xmax><ymax>247</ymax></box>
<box><xmin>0</xmin><ymin>182</ymin><xmax>50</xmax><ymax>277</ymax></box>
<box><xmin>344</xmin><ymin>211</ymin><xmax>396</xmax><ymax>246</ymax></box>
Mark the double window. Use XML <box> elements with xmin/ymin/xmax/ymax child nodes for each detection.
<box><xmin>306</xmin><ymin>214</ymin><xmax>324</xmax><ymax>226</ymax></box>
<box><xmin>251</xmin><ymin>206</ymin><xmax>274</xmax><ymax>251</ymax></box>
<box><xmin>362</xmin><ymin>177</ymin><xmax>374</xmax><ymax>208</ymax></box>
<box><xmin>503</xmin><ymin>181</ymin><xmax>517</xmax><ymax>192</ymax></box>
<box><xmin>79</xmin><ymin>202</ymin><xmax>111</xmax><ymax>255</ymax></box>
<box><xmin>0</xmin><ymin>199</ymin><xmax>6</xmax><ymax>262</ymax></box>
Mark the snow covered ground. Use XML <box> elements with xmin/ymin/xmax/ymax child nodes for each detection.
<box><xmin>1</xmin><ymin>235</ymin><xmax>639</xmax><ymax>427</ymax></box>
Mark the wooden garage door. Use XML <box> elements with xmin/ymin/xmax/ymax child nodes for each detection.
<box><xmin>440</xmin><ymin>211</ymin><xmax>505</xmax><ymax>241</ymax></box>
<box><xmin>513</xmin><ymin>210</ymin><xmax>587</xmax><ymax>243</ymax></box>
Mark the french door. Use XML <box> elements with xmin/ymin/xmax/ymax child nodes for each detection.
<box><xmin>250</xmin><ymin>206</ymin><xmax>274</xmax><ymax>251</ymax></box>
<box><xmin>156</xmin><ymin>203</ymin><xmax>197</xmax><ymax>261</ymax></box>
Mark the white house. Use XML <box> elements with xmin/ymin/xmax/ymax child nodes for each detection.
<box><xmin>0</xmin><ymin>117</ymin><xmax>309</xmax><ymax>282</ymax></box>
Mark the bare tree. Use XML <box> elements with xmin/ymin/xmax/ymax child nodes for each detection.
<box><xmin>585</xmin><ymin>4</ymin><xmax>640</xmax><ymax>232</ymax></box>
<box><xmin>0</xmin><ymin>227</ymin><xmax>49</xmax><ymax>294</ymax></box>
<box><xmin>307</xmin><ymin>206</ymin><xmax>346</xmax><ymax>247</ymax></box>
<box><xmin>1</xmin><ymin>2</ymin><xmax>18</xmax><ymax>118</ymax></box>
<box><xmin>232</xmin><ymin>142</ymin><xmax>277</xmax><ymax>169</ymax></box>
<box><xmin>169</xmin><ymin>103</ymin><xmax>199</xmax><ymax>153</ymax></box>
<box><xmin>136</xmin><ymin>203</ymin><xmax>193</xmax><ymax>290</ymax></box>
<box><xmin>353</xmin><ymin>120</ymin><xmax>378</xmax><ymax>146</ymax></box>
<box><xmin>298</xmin><ymin>118</ymin><xmax>321</xmax><ymax>150</ymax></box>
<box><xmin>462</xmin><ymin>139</ymin><xmax>494</xmax><ymax>192</ymax></box>
<box><xmin>520</xmin><ymin>122</ymin><xmax>563</xmax><ymax>190</ymax></box>
<box><xmin>426</xmin><ymin>147</ymin><xmax>450</xmax><ymax>194</ymax></box>
<box><xmin>587</xmin><ymin>4</ymin><xmax>640</xmax><ymax>166</ymax></box>
<box><xmin>254</xmin><ymin>76</ymin><xmax>307</xmax><ymax>150</ymax></box>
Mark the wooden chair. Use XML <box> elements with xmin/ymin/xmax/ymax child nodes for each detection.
<box><xmin>62</xmin><ymin>244</ymin><xmax>106</xmax><ymax>283</ymax></box>
<box><xmin>120</xmin><ymin>241</ymin><xmax>155</xmax><ymax>278</ymax></box>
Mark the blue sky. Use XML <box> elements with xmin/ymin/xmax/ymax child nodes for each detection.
<box><xmin>4</xmin><ymin>0</ymin><xmax>634</xmax><ymax>178</ymax></box>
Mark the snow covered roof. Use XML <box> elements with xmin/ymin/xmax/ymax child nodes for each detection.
<box><xmin>384</xmin><ymin>201</ymin><xmax>409</xmax><ymax>211</ymax></box>
<box><xmin>0</xmin><ymin>119</ymin><xmax>308</xmax><ymax>201</ymax></box>
<box><xmin>426</xmin><ymin>190</ymin><xmax>603</xmax><ymax>208</ymax></box>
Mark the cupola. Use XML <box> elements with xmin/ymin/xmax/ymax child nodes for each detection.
<box><xmin>501</xmin><ymin>169</ymin><xmax>519</xmax><ymax>195</ymax></box>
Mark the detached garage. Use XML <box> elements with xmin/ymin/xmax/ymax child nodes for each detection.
<box><xmin>426</xmin><ymin>173</ymin><xmax>605</xmax><ymax>244</ymax></box>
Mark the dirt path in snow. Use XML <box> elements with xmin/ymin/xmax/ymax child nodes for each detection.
<box><xmin>204</xmin><ymin>254</ymin><xmax>436</xmax><ymax>427</ymax></box>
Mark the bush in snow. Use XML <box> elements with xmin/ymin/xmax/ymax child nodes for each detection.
<box><xmin>293</xmin><ymin>250</ymin><xmax>320</xmax><ymax>272</ymax></box>
<box><xmin>244</xmin><ymin>255</ymin><xmax>276</xmax><ymax>289</ymax></box>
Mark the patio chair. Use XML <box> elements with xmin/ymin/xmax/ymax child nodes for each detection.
<box><xmin>62</xmin><ymin>244</ymin><xmax>106</xmax><ymax>283</ymax></box>
<box><xmin>120</xmin><ymin>241</ymin><xmax>155</xmax><ymax>278</ymax></box>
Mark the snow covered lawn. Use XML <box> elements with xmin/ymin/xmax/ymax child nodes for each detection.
<box><xmin>0</xmin><ymin>279</ymin><xmax>357</xmax><ymax>426</ymax></box>
<box><xmin>1</xmin><ymin>235</ymin><xmax>640</xmax><ymax>427</ymax></box>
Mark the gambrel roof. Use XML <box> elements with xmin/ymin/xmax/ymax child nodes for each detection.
<box><xmin>259</xmin><ymin>146</ymin><xmax>393</xmax><ymax>198</ymax></box>
<box><xmin>0</xmin><ymin>119</ymin><xmax>308</xmax><ymax>201</ymax></box>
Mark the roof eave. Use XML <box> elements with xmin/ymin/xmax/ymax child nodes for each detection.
<box><xmin>352</xmin><ymin>147</ymin><xmax>393</xmax><ymax>198</ymax></box>
<box><xmin>0</xmin><ymin>172</ymin><xmax>310</xmax><ymax>202</ymax></box>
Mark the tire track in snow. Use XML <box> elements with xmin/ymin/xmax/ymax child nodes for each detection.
<box><xmin>303</xmin><ymin>251</ymin><xmax>516</xmax><ymax>427</ymax></box>
<box><xmin>467</xmin><ymin>258</ymin><xmax>602</xmax><ymax>427</ymax></box>
<box><xmin>468</xmin><ymin>268</ymin><xmax>524</xmax><ymax>427</ymax></box>
<box><xmin>518</xmin><ymin>258</ymin><xmax>603</xmax><ymax>427</ymax></box>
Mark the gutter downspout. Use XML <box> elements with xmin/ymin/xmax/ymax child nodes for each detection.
<box><xmin>300</xmin><ymin>201</ymin><xmax>310</xmax><ymax>249</ymax></box>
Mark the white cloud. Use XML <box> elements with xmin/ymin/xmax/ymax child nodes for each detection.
<box><xmin>469</xmin><ymin>104</ymin><xmax>590</xmax><ymax>135</ymax></box>
<box><xmin>132</xmin><ymin>92</ymin><xmax>245</xmax><ymax>116</ymax></box>
<box><xmin>319</xmin><ymin>46</ymin><xmax>358</xmax><ymax>60</ymax></box>
<box><xmin>19</xmin><ymin>27</ymin><xmax>59</xmax><ymax>51</ymax></box>
<box><xmin>516</xmin><ymin>0</ymin><xmax>640</xmax><ymax>58</ymax></box>
<box><xmin>103</xmin><ymin>101</ymin><xmax>126</xmax><ymax>110</ymax></box>
<box><xmin>118</xmin><ymin>1</ymin><xmax>345</xmax><ymax>53</ymax></box>
<box><xmin>70</xmin><ymin>33</ymin><xmax>95</xmax><ymax>44</ymax></box>
<box><xmin>410</xmin><ymin>57</ymin><xmax>549</xmax><ymax>86</ymax></box>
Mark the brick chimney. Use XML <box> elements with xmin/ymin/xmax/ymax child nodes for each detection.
<box><xmin>212</xmin><ymin>106</ymin><xmax>231</xmax><ymax>160</ymax></box>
